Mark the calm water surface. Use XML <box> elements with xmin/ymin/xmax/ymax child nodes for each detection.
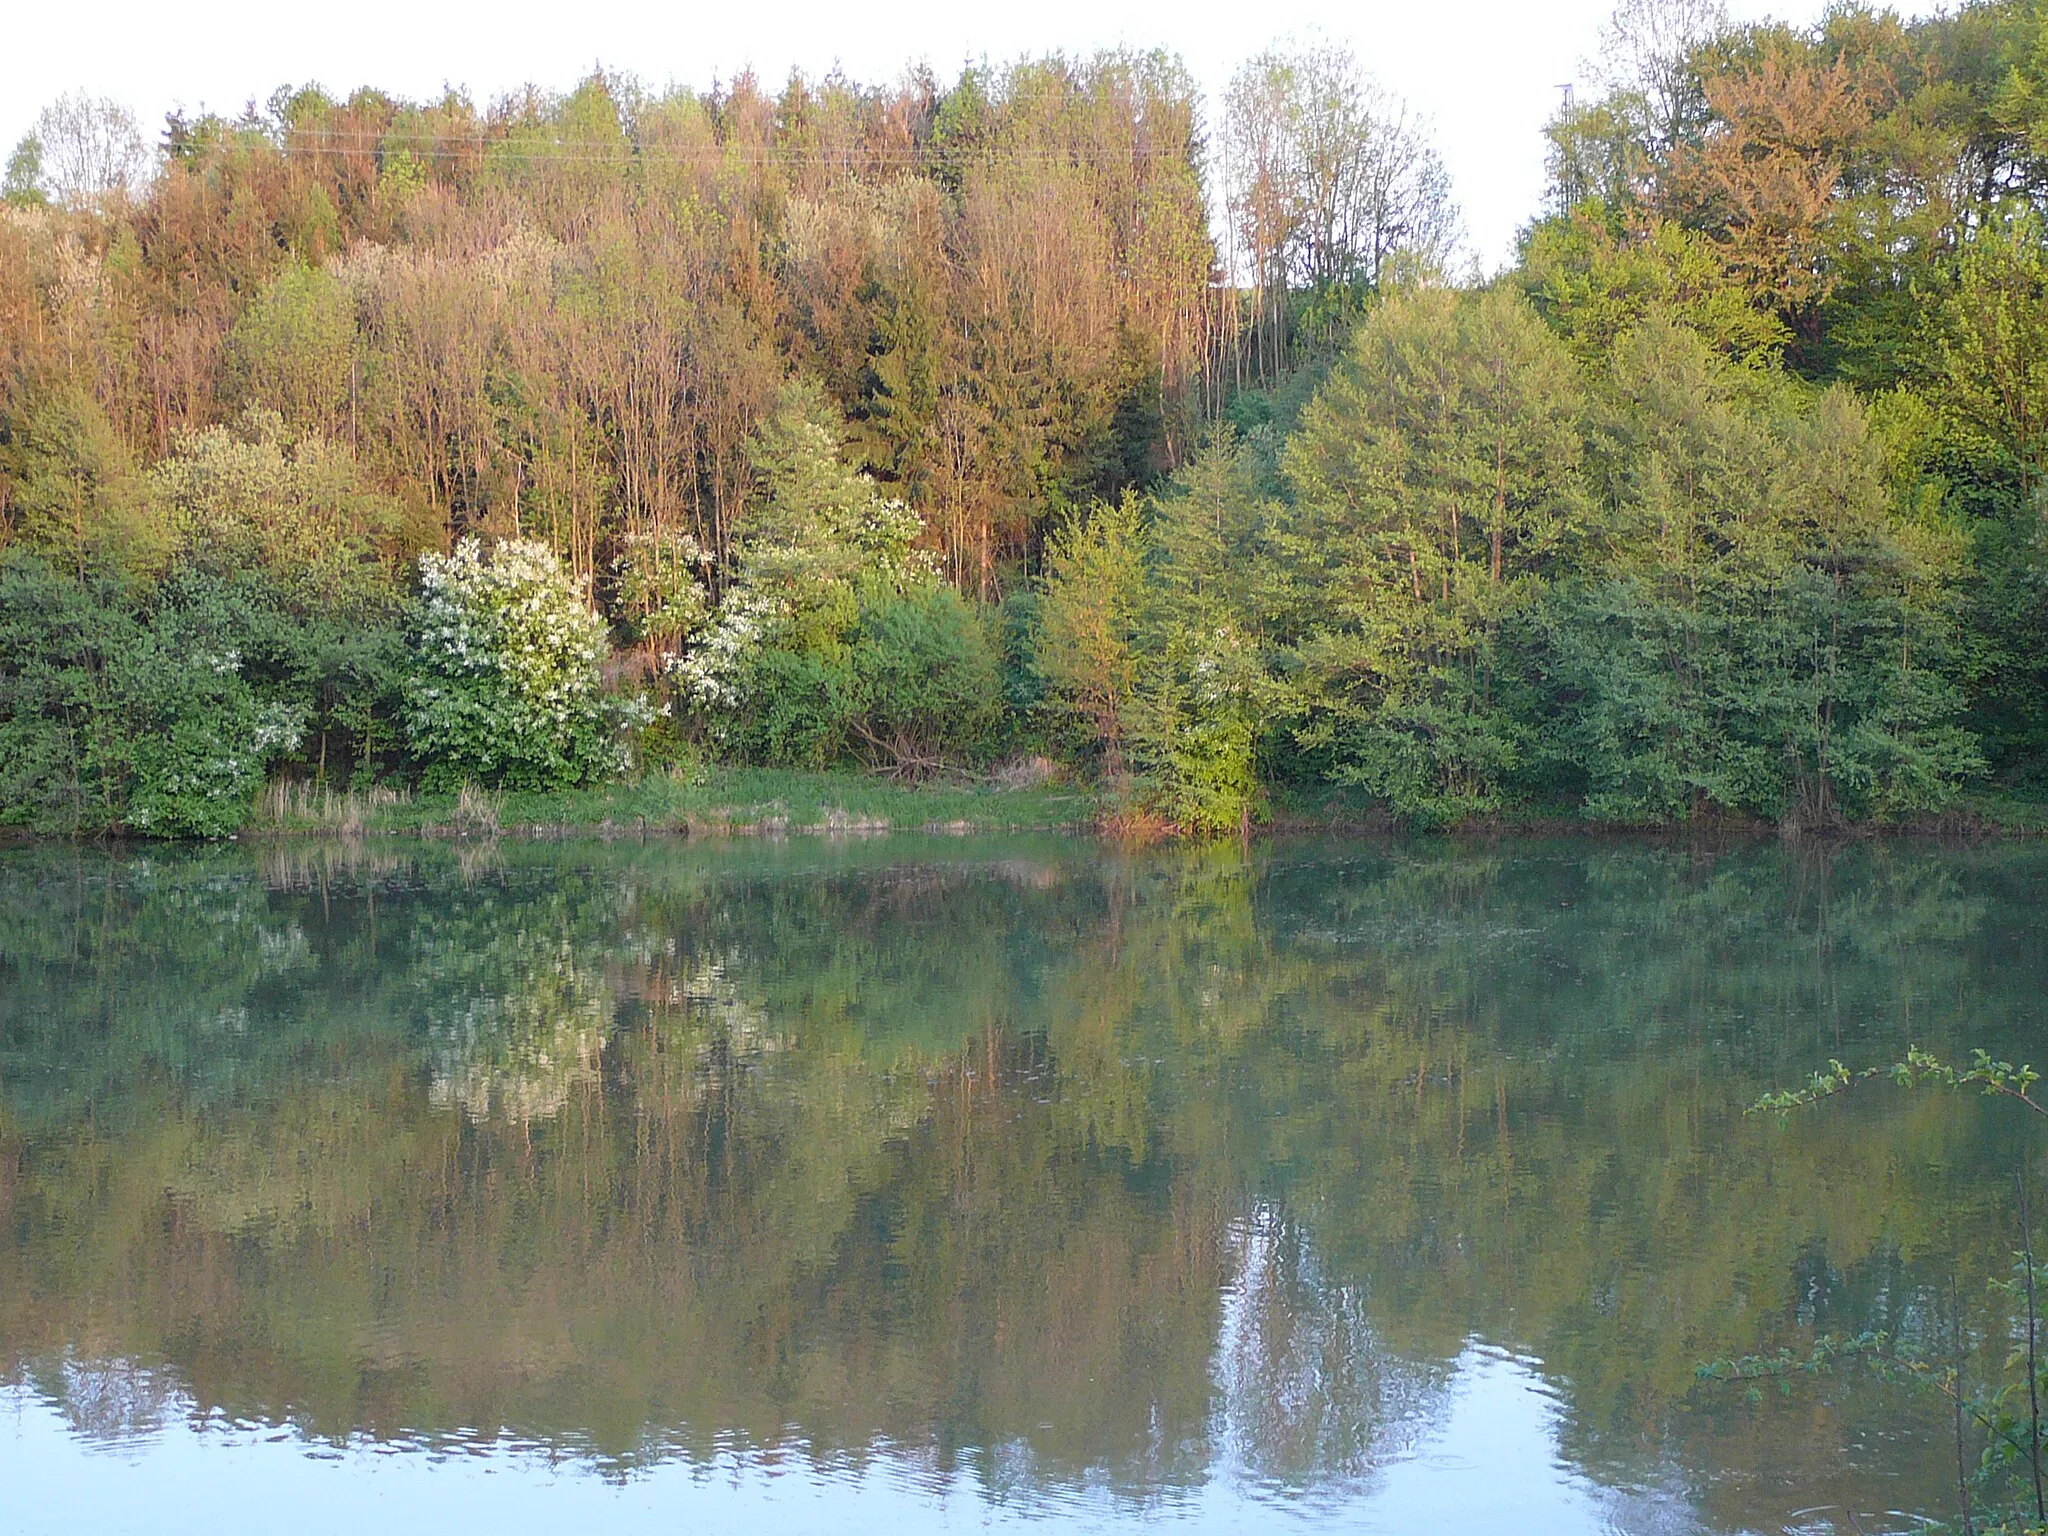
<box><xmin>4</xmin><ymin>835</ymin><xmax>2047</xmax><ymax>1534</ymax></box>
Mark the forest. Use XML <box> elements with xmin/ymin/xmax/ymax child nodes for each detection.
<box><xmin>5</xmin><ymin>0</ymin><xmax>2048</xmax><ymax>836</ymax></box>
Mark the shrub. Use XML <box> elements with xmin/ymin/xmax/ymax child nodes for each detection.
<box><xmin>0</xmin><ymin>554</ymin><xmax>310</xmax><ymax>836</ymax></box>
<box><xmin>713</xmin><ymin>584</ymin><xmax>1004</xmax><ymax>773</ymax></box>
<box><xmin>1130</xmin><ymin>645</ymin><xmax>1267</xmax><ymax>836</ymax></box>
<box><xmin>148</xmin><ymin>408</ymin><xmax>398</xmax><ymax>612</ymax></box>
<box><xmin>733</xmin><ymin>647</ymin><xmax>855</xmax><ymax>768</ymax></box>
<box><xmin>847</xmin><ymin>583</ymin><xmax>1003</xmax><ymax>772</ymax></box>
<box><xmin>404</xmin><ymin>538</ymin><xmax>646</xmax><ymax>790</ymax></box>
<box><xmin>1033</xmin><ymin>497</ymin><xmax>1146</xmax><ymax>779</ymax></box>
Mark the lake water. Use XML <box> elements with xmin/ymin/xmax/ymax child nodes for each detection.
<box><xmin>4</xmin><ymin>834</ymin><xmax>2046</xmax><ymax>1534</ymax></box>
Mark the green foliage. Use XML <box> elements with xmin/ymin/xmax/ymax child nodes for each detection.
<box><xmin>741</xmin><ymin>380</ymin><xmax>924</xmax><ymax>579</ymax></box>
<box><xmin>1538</xmin><ymin>324</ymin><xmax>1980</xmax><ymax>823</ymax></box>
<box><xmin>404</xmin><ymin>537</ymin><xmax>643</xmax><ymax>790</ymax></box>
<box><xmin>376</xmin><ymin>147</ymin><xmax>427</xmax><ymax>204</ymax></box>
<box><xmin>610</xmin><ymin>527</ymin><xmax>710</xmax><ymax>646</ymax></box>
<box><xmin>1130</xmin><ymin>671</ymin><xmax>1262</xmax><ymax>835</ymax></box>
<box><xmin>0</xmin><ymin>386</ymin><xmax>412</xmax><ymax>836</ymax></box>
<box><xmin>1914</xmin><ymin>213</ymin><xmax>2048</xmax><ymax>498</ymax></box>
<box><xmin>0</xmin><ymin>554</ymin><xmax>317</xmax><ymax>836</ymax></box>
<box><xmin>1546</xmin><ymin>570</ymin><xmax>1981</xmax><ymax>824</ymax></box>
<box><xmin>1026</xmin><ymin>434</ymin><xmax>1285</xmax><ymax>833</ymax></box>
<box><xmin>1696</xmin><ymin>1331</ymin><xmax>1894</xmax><ymax>1398</ymax></box>
<box><xmin>846</xmin><ymin>583</ymin><xmax>1004</xmax><ymax>772</ymax></box>
<box><xmin>1032</xmin><ymin>283</ymin><xmax>1975</xmax><ymax>832</ymax></box>
<box><xmin>1752</xmin><ymin>1046</ymin><xmax>2046</xmax><ymax>1119</ymax></box>
<box><xmin>1540</xmin><ymin>95</ymin><xmax>1653</xmax><ymax>224</ymax></box>
<box><xmin>148</xmin><ymin>409</ymin><xmax>398</xmax><ymax>611</ymax></box>
<box><xmin>1034</xmin><ymin>494</ymin><xmax>1147</xmax><ymax>780</ymax></box>
<box><xmin>1127</xmin><ymin>433</ymin><xmax>1285</xmax><ymax>834</ymax></box>
<box><xmin>1521</xmin><ymin>216</ymin><xmax>1791</xmax><ymax>370</ymax></box>
<box><xmin>722</xmin><ymin>646</ymin><xmax>852</xmax><ymax>768</ymax></box>
<box><xmin>225</xmin><ymin>264</ymin><xmax>357</xmax><ymax>437</ymax></box>
<box><xmin>11</xmin><ymin>11</ymin><xmax>2048</xmax><ymax>835</ymax></box>
<box><xmin>701</xmin><ymin>582</ymin><xmax>1006</xmax><ymax>774</ymax></box>
<box><xmin>2</xmin><ymin>134</ymin><xmax>45</xmax><ymax>206</ymax></box>
<box><xmin>1</xmin><ymin>382</ymin><xmax>159</xmax><ymax>579</ymax></box>
<box><xmin>676</xmin><ymin>384</ymin><xmax>996</xmax><ymax>773</ymax></box>
<box><xmin>1279</xmin><ymin>284</ymin><xmax>1586</xmax><ymax>826</ymax></box>
<box><xmin>675</xmin><ymin>383</ymin><xmax>916</xmax><ymax>715</ymax></box>
<box><xmin>994</xmin><ymin>587</ymin><xmax>1050</xmax><ymax>728</ymax></box>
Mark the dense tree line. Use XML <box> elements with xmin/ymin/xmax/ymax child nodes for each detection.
<box><xmin>7</xmin><ymin>0</ymin><xmax>2048</xmax><ymax>834</ymax></box>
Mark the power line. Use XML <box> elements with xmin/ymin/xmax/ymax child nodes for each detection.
<box><xmin>182</xmin><ymin>126</ymin><xmax>1206</xmax><ymax>169</ymax></box>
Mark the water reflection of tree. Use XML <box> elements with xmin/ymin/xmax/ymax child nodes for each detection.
<box><xmin>0</xmin><ymin>836</ymin><xmax>2043</xmax><ymax>1526</ymax></box>
<box><xmin>1212</xmin><ymin>1206</ymin><xmax>1451</xmax><ymax>1491</ymax></box>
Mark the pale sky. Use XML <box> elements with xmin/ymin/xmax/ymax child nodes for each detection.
<box><xmin>5</xmin><ymin>0</ymin><xmax>1851</xmax><ymax>267</ymax></box>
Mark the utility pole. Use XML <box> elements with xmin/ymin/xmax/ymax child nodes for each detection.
<box><xmin>1555</xmin><ymin>84</ymin><xmax>1581</xmax><ymax>213</ymax></box>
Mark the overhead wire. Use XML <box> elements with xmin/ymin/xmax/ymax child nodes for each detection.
<box><xmin>170</xmin><ymin>124</ymin><xmax>1205</xmax><ymax>169</ymax></box>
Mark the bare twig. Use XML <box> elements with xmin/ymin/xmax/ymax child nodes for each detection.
<box><xmin>1955</xmin><ymin>1272</ymin><xmax>1976</xmax><ymax>1536</ymax></box>
<box><xmin>2023</xmin><ymin>1167</ymin><xmax>2045</xmax><ymax>1526</ymax></box>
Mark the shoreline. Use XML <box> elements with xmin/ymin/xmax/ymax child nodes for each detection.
<box><xmin>7</xmin><ymin>769</ymin><xmax>2046</xmax><ymax>846</ymax></box>
<box><xmin>238</xmin><ymin>767</ymin><xmax>1106</xmax><ymax>843</ymax></box>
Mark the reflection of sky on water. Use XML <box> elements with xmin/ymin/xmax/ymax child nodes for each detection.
<box><xmin>1</xmin><ymin>1345</ymin><xmax>1707</xmax><ymax>1535</ymax></box>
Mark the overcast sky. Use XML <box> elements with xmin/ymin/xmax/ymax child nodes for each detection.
<box><xmin>6</xmin><ymin>0</ymin><xmax>1851</xmax><ymax>267</ymax></box>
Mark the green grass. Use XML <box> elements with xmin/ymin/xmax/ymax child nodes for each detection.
<box><xmin>1948</xmin><ymin>783</ymin><xmax>2048</xmax><ymax>835</ymax></box>
<box><xmin>1263</xmin><ymin>776</ymin><xmax>2048</xmax><ymax>837</ymax></box>
<box><xmin>248</xmin><ymin>768</ymin><xmax>2048</xmax><ymax>842</ymax></box>
<box><xmin>252</xmin><ymin>766</ymin><xmax>1103</xmax><ymax>839</ymax></box>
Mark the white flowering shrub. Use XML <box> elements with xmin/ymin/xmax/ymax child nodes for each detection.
<box><xmin>126</xmin><ymin>688</ymin><xmax>305</xmax><ymax>837</ymax></box>
<box><xmin>404</xmin><ymin>537</ymin><xmax>648</xmax><ymax>789</ymax></box>
<box><xmin>669</xmin><ymin>383</ymin><xmax>992</xmax><ymax>767</ymax></box>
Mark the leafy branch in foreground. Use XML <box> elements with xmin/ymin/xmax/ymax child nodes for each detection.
<box><xmin>1738</xmin><ymin>1044</ymin><xmax>2048</xmax><ymax>1534</ymax></box>
<box><xmin>1750</xmin><ymin>1046</ymin><xmax>2045</xmax><ymax>1119</ymax></box>
<box><xmin>1696</xmin><ymin>1331</ymin><xmax>1894</xmax><ymax>1402</ymax></box>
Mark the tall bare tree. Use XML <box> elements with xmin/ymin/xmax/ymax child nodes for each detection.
<box><xmin>1222</xmin><ymin>41</ymin><xmax>1459</xmax><ymax>380</ymax></box>
<box><xmin>1595</xmin><ymin>0</ymin><xmax>1728</xmax><ymax>152</ymax></box>
<box><xmin>28</xmin><ymin>92</ymin><xmax>151</xmax><ymax>207</ymax></box>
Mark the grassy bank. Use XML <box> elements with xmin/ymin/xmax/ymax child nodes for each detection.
<box><xmin>252</xmin><ymin>771</ymin><xmax>1441</xmax><ymax>844</ymax></box>
<box><xmin>250</xmin><ymin>767</ymin><xmax>1104</xmax><ymax>839</ymax></box>
<box><xmin>1262</xmin><ymin>780</ymin><xmax>2048</xmax><ymax>840</ymax></box>
<box><xmin>241</xmin><ymin>769</ymin><xmax>2048</xmax><ymax>844</ymax></box>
